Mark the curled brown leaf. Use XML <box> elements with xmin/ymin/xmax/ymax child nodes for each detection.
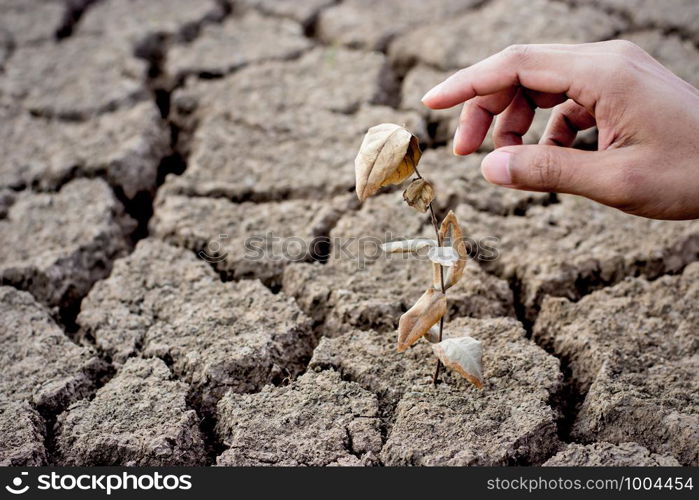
<box><xmin>397</xmin><ymin>288</ymin><xmax>446</xmax><ymax>353</ymax></box>
<box><xmin>424</xmin><ymin>325</ymin><xmax>440</xmax><ymax>344</ymax></box>
<box><xmin>402</xmin><ymin>178</ymin><xmax>434</xmax><ymax>213</ymax></box>
<box><xmin>432</xmin><ymin>336</ymin><xmax>484</xmax><ymax>388</ymax></box>
<box><xmin>354</xmin><ymin>123</ymin><xmax>421</xmax><ymax>201</ymax></box>
<box><xmin>432</xmin><ymin>210</ymin><xmax>467</xmax><ymax>290</ymax></box>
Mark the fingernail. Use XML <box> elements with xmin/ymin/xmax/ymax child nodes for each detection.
<box><xmin>481</xmin><ymin>151</ymin><xmax>512</xmax><ymax>185</ymax></box>
<box><xmin>421</xmin><ymin>83</ymin><xmax>443</xmax><ymax>103</ymax></box>
<box><xmin>452</xmin><ymin>126</ymin><xmax>463</xmax><ymax>156</ymax></box>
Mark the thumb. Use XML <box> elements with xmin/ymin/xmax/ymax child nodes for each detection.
<box><xmin>480</xmin><ymin>145</ymin><xmax>640</xmax><ymax>209</ymax></box>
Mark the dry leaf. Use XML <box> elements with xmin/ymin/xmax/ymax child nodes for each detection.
<box><xmin>402</xmin><ymin>178</ymin><xmax>435</xmax><ymax>212</ymax></box>
<box><xmin>381</xmin><ymin>238</ymin><xmax>436</xmax><ymax>254</ymax></box>
<box><xmin>424</xmin><ymin>325</ymin><xmax>440</xmax><ymax>344</ymax></box>
<box><xmin>427</xmin><ymin>246</ymin><xmax>459</xmax><ymax>267</ymax></box>
<box><xmin>432</xmin><ymin>336</ymin><xmax>483</xmax><ymax>388</ymax></box>
<box><xmin>432</xmin><ymin>210</ymin><xmax>467</xmax><ymax>290</ymax></box>
<box><xmin>397</xmin><ymin>288</ymin><xmax>446</xmax><ymax>352</ymax></box>
<box><xmin>355</xmin><ymin>123</ymin><xmax>421</xmax><ymax>201</ymax></box>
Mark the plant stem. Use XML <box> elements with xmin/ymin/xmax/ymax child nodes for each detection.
<box><xmin>412</xmin><ymin>166</ymin><xmax>445</xmax><ymax>385</ymax></box>
<box><xmin>433</xmin><ymin>317</ymin><xmax>444</xmax><ymax>384</ymax></box>
<box><xmin>427</xmin><ymin>203</ymin><xmax>445</xmax><ymax>291</ymax></box>
<box><xmin>429</xmin><ymin>203</ymin><xmax>445</xmax><ymax>386</ymax></box>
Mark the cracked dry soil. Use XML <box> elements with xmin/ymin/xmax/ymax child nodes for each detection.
<box><xmin>1</xmin><ymin>0</ymin><xmax>698</xmax><ymax>467</ymax></box>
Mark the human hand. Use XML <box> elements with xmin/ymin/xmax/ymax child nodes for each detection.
<box><xmin>421</xmin><ymin>41</ymin><xmax>699</xmax><ymax>220</ymax></box>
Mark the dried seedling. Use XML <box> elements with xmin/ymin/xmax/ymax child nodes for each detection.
<box><xmin>354</xmin><ymin>124</ymin><xmax>483</xmax><ymax>387</ymax></box>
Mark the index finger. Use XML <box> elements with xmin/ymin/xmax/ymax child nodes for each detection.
<box><xmin>421</xmin><ymin>43</ymin><xmax>600</xmax><ymax>111</ymax></box>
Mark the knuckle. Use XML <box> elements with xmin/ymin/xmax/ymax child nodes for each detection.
<box><xmin>502</xmin><ymin>44</ymin><xmax>531</xmax><ymax>62</ymax></box>
<box><xmin>610</xmin><ymin>39</ymin><xmax>643</xmax><ymax>58</ymax></box>
<box><xmin>453</xmin><ymin>67</ymin><xmax>470</xmax><ymax>80</ymax></box>
<box><xmin>610</xmin><ymin>40</ymin><xmax>646</xmax><ymax>78</ymax></box>
<box><xmin>548</xmin><ymin>103</ymin><xmax>568</xmax><ymax>124</ymax></box>
<box><xmin>559</xmin><ymin>99</ymin><xmax>581</xmax><ymax>115</ymax></box>
<box><xmin>595</xmin><ymin>40</ymin><xmax>646</xmax><ymax>87</ymax></box>
<box><xmin>459</xmin><ymin>99</ymin><xmax>479</xmax><ymax>125</ymax></box>
<box><xmin>528</xmin><ymin>149</ymin><xmax>562</xmax><ymax>190</ymax></box>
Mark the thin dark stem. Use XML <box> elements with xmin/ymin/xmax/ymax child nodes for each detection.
<box><xmin>412</xmin><ymin>165</ymin><xmax>445</xmax><ymax>385</ymax></box>
<box><xmin>433</xmin><ymin>317</ymin><xmax>444</xmax><ymax>384</ymax></box>
<box><xmin>429</xmin><ymin>203</ymin><xmax>445</xmax><ymax>386</ymax></box>
<box><xmin>427</xmin><ymin>203</ymin><xmax>445</xmax><ymax>292</ymax></box>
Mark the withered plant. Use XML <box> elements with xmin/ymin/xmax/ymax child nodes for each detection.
<box><xmin>355</xmin><ymin>124</ymin><xmax>483</xmax><ymax>387</ymax></box>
